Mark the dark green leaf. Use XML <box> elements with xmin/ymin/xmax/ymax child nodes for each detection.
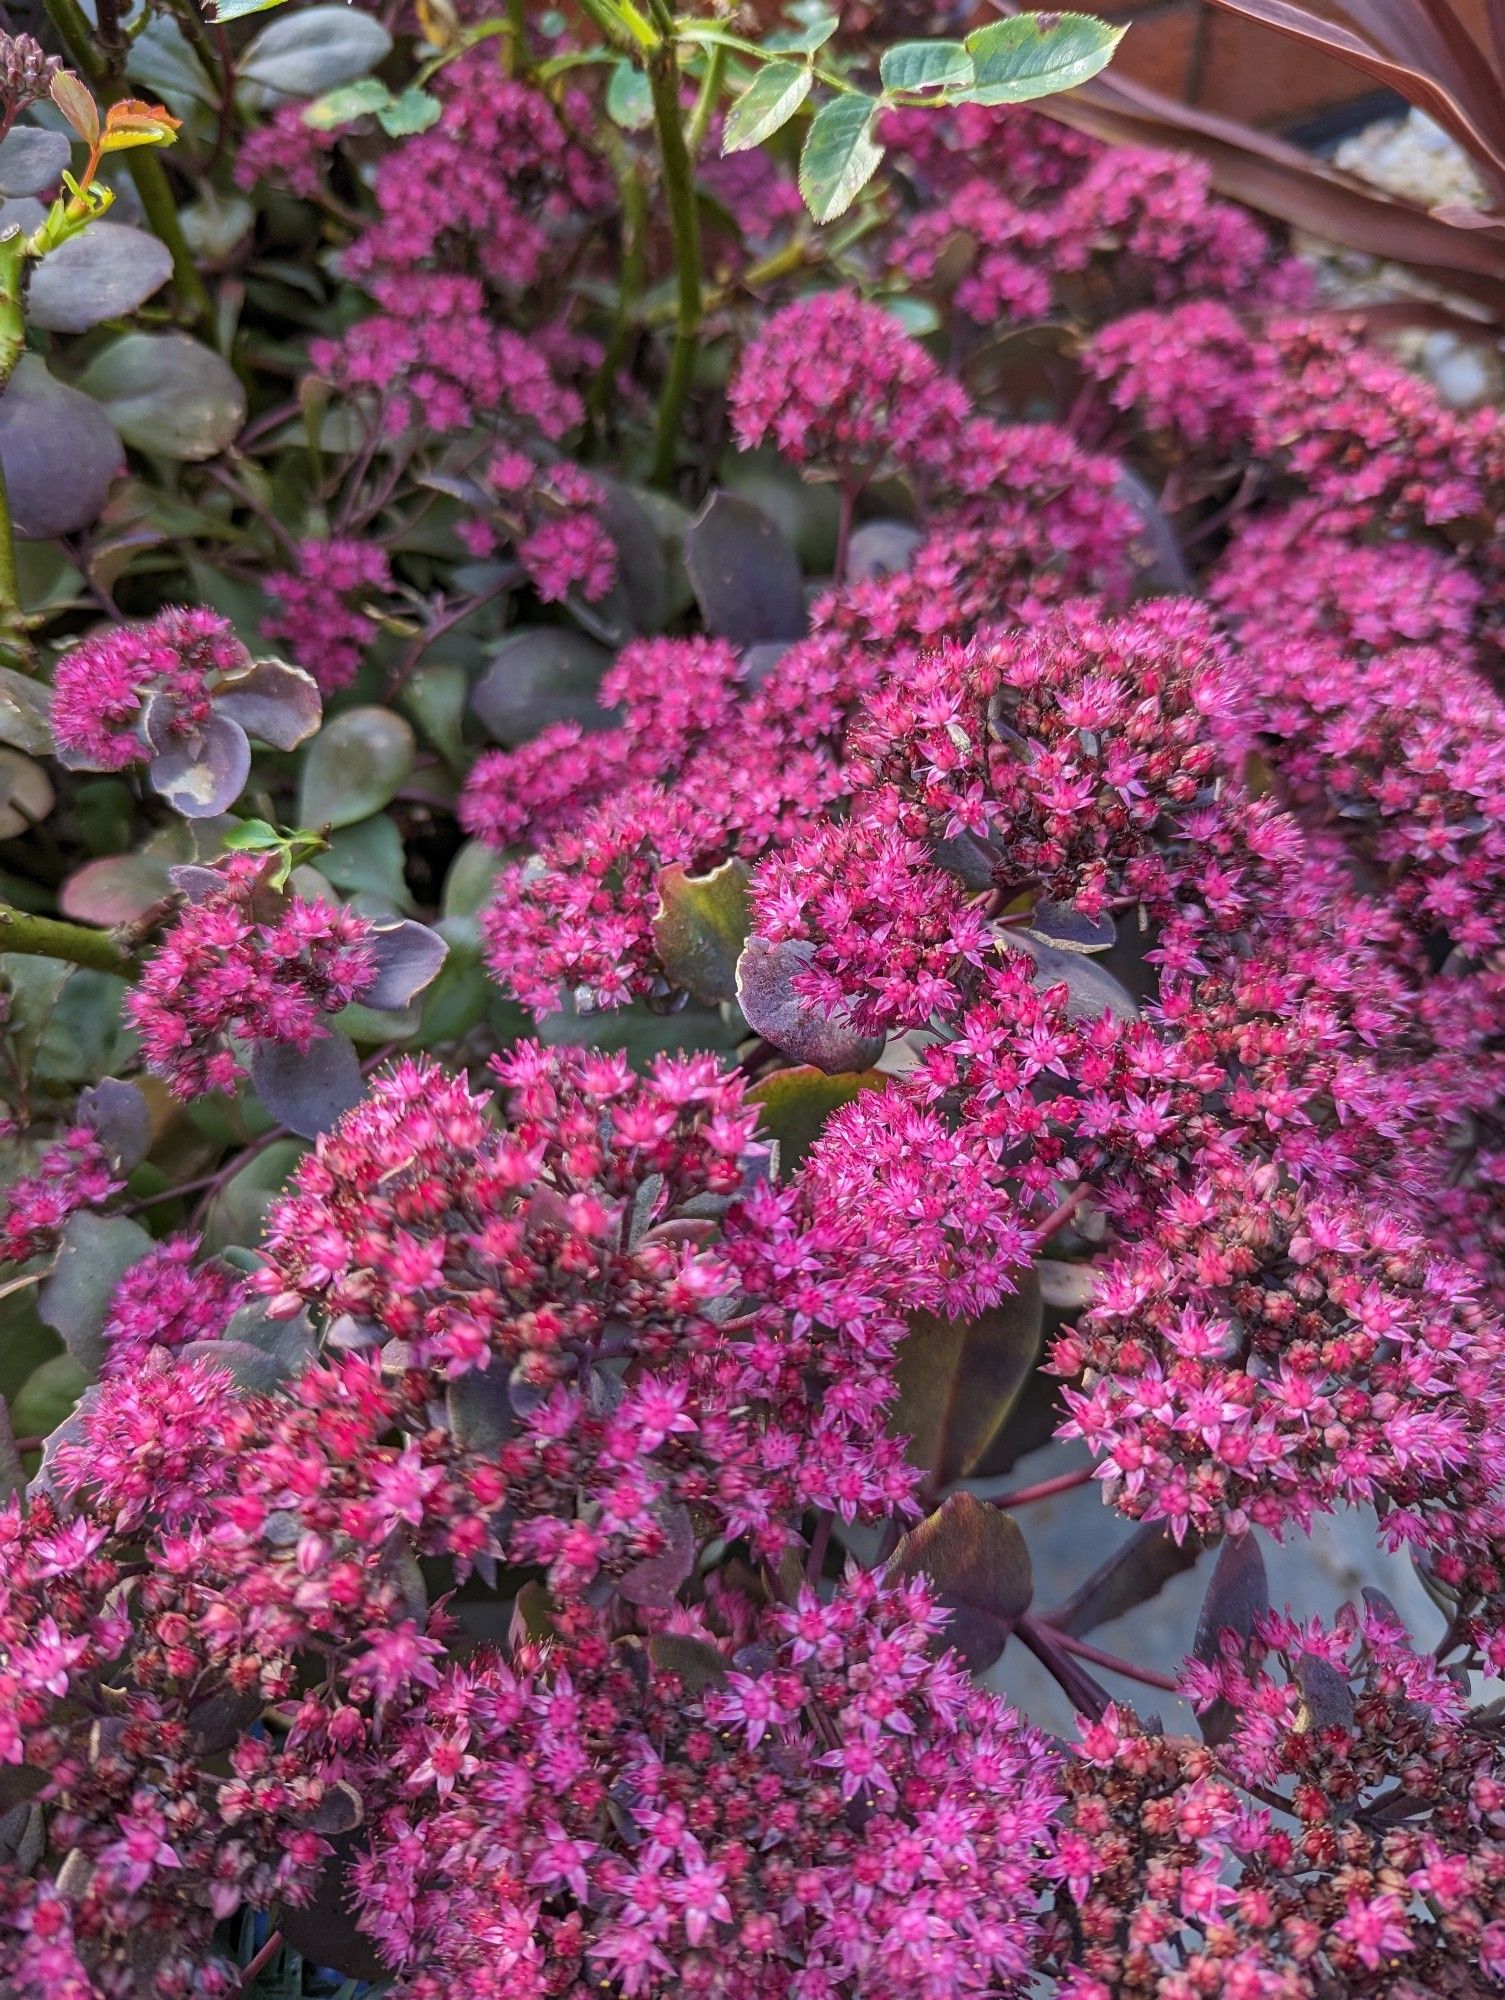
<box><xmin>78</xmin><ymin>334</ymin><xmax>246</xmax><ymax>463</ymax></box>
<box><xmin>0</xmin><ymin>666</ymin><xmax>52</xmax><ymax>756</ymax></box>
<box><xmin>747</xmin><ymin>1064</ymin><xmax>885</xmax><ymax>1173</ymax></box>
<box><xmin>684</xmin><ymin>491</ymin><xmax>805</xmax><ymax>646</ymax></box>
<box><xmin>723</xmin><ymin>61</ymin><xmax>812</xmax><ymax>153</ymax></box>
<box><xmin>38</xmin><ymin>1213</ymin><xmax>153</xmax><ymax>1376</ymax></box>
<box><xmin>299</xmin><ymin>708</ymin><xmax>415</xmax><ymax>831</ymax></box>
<box><xmin>10</xmin><ymin>1353</ymin><xmax>89</xmax><ymax>1442</ymax></box>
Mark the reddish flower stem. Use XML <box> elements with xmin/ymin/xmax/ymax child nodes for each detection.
<box><xmin>989</xmin><ymin>1463</ymin><xmax>1097</xmax><ymax>1510</ymax></box>
<box><xmin>236</xmin><ymin>1928</ymin><xmax>284</xmax><ymax>1995</ymax></box>
<box><xmin>1037</xmin><ymin>1620</ymin><xmax>1181</xmax><ymax>1694</ymax></box>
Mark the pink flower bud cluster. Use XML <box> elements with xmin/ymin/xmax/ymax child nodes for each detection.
<box><xmin>258</xmin><ymin>1043</ymin><xmax>914</xmax><ymax>1593</ymax></box>
<box><xmin>98</xmin><ymin>1233</ymin><xmax>247</xmax><ymax>1378</ymax></box>
<box><xmin>350</xmin><ymin>1570</ymin><xmax>1060</xmax><ymax>2000</ymax></box>
<box><xmin>126</xmin><ymin>855</ymin><xmax>379</xmax><ymax>1099</ymax></box>
<box><xmin>51</xmin><ymin>608</ymin><xmax>248</xmax><ymax>772</ymax></box>
<box><xmin>457</xmin><ymin>446</ymin><xmax>617</xmax><ymax>604</ymax></box>
<box><xmin>0</xmin><ymin>1125</ymin><xmax>118</xmax><ymax>1267</ymax></box>
<box><xmin>261</xmin><ymin>536</ymin><xmax>392</xmax><ymax>693</ymax></box>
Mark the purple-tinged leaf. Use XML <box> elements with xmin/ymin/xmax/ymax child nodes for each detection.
<box><xmin>0</xmin><ymin>1401</ymin><xmax>23</xmax><ymax>1505</ymax></box>
<box><xmin>149</xmin><ymin>713</ymin><xmax>251</xmax><ymax>818</ymax></box>
<box><xmin>846</xmin><ymin>519</ymin><xmax>923</xmax><ymax>582</ymax></box>
<box><xmin>471</xmin><ymin>628</ymin><xmax>614</xmax><ymax>743</ymax></box>
<box><xmin>446</xmin><ymin>1368</ymin><xmax>513</xmax><ymax>1456</ymax></box>
<box><xmin>62</xmin><ymin>850</ymin><xmax>177</xmax><ymax>926</ymax></box>
<box><xmin>1293</xmin><ymin>1651</ymin><xmax>1356</xmax><ymax>1734</ymax></box>
<box><xmin>213</xmin><ymin>656</ymin><xmax>322</xmax><ymax>750</ymax></box>
<box><xmin>893</xmin><ymin>1271</ymin><xmax>1044</xmax><ymax>1489</ymax></box>
<box><xmin>249</xmin><ymin>1031</ymin><xmax>365</xmax><ymax>1139</ymax></box>
<box><xmin>887</xmin><ymin>1491</ymin><xmax>1033</xmax><ymax>1670</ymax></box>
<box><xmin>77</xmin><ymin>1078</ymin><xmax>152</xmax><ymax>1173</ymax></box>
<box><xmin>1028</xmin><ymin>900</ymin><xmax>1117</xmax><ymax>954</ymax></box>
<box><xmin>646</xmin><ymin>1632</ymin><xmax>727</xmax><ymax>1694</ymax></box>
<box><xmin>362</xmin><ymin>921</ymin><xmax>449</xmax><ymax>1011</ymax></box>
<box><xmin>1052</xmin><ymin>1519</ymin><xmax>1205</xmax><ymax>1638</ymax></box>
<box><xmin>0</xmin><ymin>354</ymin><xmax>122</xmax><ymax>541</ymax></box>
<box><xmin>221</xmin><ymin>1294</ymin><xmax>315</xmax><ymax>1381</ymax></box>
<box><xmin>0</xmin><ymin>127</ymin><xmax>70</xmax><ymax>198</ymax></box>
<box><xmin>684</xmin><ymin>491</ymin><xmax>807</xmax><ymax>646</ymax></box>
<box><xmin>617</xmin><ymin>1499</ymin><xmax>696</xmax><ymax>1609</ymax></box>
<box><xmin>177</xmin><ymin>1337</ymin><xmax>289</xmax><ymax>1394</ymax></box>
<box><xmin>1007</xmin><ymin>930</ymin><xmax>1139</xmax><ymax>1022</ymax></box>
<box><xmin>735</xmin><ymin>936</ymin><xmax>885</xmax><ymax>1074</ymax></box>
<box><xmin>278</xmin><ymin>1839</ymin><xmax>387</xmax><ymax>1983</ymax></box>
<box><xmin>27</xmin><ymin>224</ymin><xmax>173</xmax><ymax>334</ymax></box>
<box><xmin>1193</xmin><ymin>1532</ymin><xmax>1269</xmax><ymax>1745</ymax></box>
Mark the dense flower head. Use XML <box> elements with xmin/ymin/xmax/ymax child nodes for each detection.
<box><xmin>1211</xmin><ymin>503</ymin><xmax>1483</xmax><ymax>659</ymax></box>
<box><xmin>261</xmin><ymin>536</ymin><xmax>392</xmax><ymax>692</ymax></box>
<box><xmin>51</xmin><ymin>608</ymin><xmax>249</xmax><ymax>771</ymax></box>
<box><xmin>885</xmin><ymin>100</ymin><xmax>1100</xmax><ymax>203</ymax></box>
<box><xmin>0</xmin><ymin>1124</ymin><xmax>118</xmax><ymax>1267</ymax></box>
<box><xmin>729</xmin><ymin>291</ymin><xmax>968</xmax><ymax>485</ymax></box>
<box><xmin>311</xmin><ymin>274</ymin><xmax>583</xmax><ymax>440</ymax></box>
<box><xmin>352</xmin><ymin>1570</ymin><xmax>1060</xmax><ymax>2000</ymax></box>
<box><xmin>457</xmin><ymin>446</ymin><xmax>615</xmax><ymax>602</ymax></box>
<box><xmin>1084</xmin><ymin>300</ymin><xmax>1273</xmax><ymax>457</ymax></box>
<box><xmin>99</xmin><ymin>1234</ymin><xmax>247</xmax><ymax>1378</ymax></box>
<box><xmin>258</xmin><ymin>1045</ymin><xmax>914</xmax><ymax>1588</ymax></box>
<box><xmin>232</xmin><ymin>100</ymin><xmax>336</xmax><ymax>197</ymax></box>
<box><xmin>127</xmin><ymin>854</ymin><xmax>379</xmax><ymax>1099</ymax></box>
<box><xmin>1047</xmin><ymin>1599</ymin><xmax>1505</xmax><ymax>1996</ymax></box>
<box><xmin>344</xmin><ymin>52</ymin><xmax>611</xmax><ymax>295</ymax></box>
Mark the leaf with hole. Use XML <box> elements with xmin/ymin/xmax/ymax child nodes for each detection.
<box><xmin>798</xmin><ymin>93</ymin><xmax>883</xmax><ymax>223</ymax></box>
<box><xmin>879</xmin><ymin>40</ymin><xmax>973</xmax><ymax>93</ymax></box>
<box><xmin>652</xmin><ymin>858</ymin><xmax>751</xmax><ymax>1005</ymax></box>
<box><xmin>961</xmin><ymin>13</ymin><xmax>1125</xmax><ymax>105</ymax></box>
<box><xmin>723</xmin><ymin>61</ymin><xmax>812</xmax><ymax>153</ymax></box>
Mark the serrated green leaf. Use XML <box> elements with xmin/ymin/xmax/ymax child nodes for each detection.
<box><xmin>798</xmin><ymin>94</ymin><xmax>883</xmax><ymax>224</ymax></box>
<box><xmin>722</xmin><ymin>61</ymin><xmax>811</xmax><ymax>154</ymax></box>
<box><xmin>879</xmin><ymin>40</ymin><xmax>972</xmax><ymax>94</ymax></box>
<box><xmin>606</xmin><ymin>61</ymin><xmax>653</xmax><ymax>131</ymax></box>
<box><xmin>961</xmin><ymin>13</ymin><xmax>1124</xmax><ymax>105</ymax></box>
<box><xmin>207</xmin><ymin>0</ymin><xmax>287</xmax><ymax>19</ymax></box>
<box><xmin>765</xmin><ymin>14</ymin><xmax>837</xmax><ymax>54</ymax></box>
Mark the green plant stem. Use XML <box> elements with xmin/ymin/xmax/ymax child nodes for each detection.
<box><xmin>0</xmin><ymin>230</ymin><xmax>28</xmax><ymax>669</ymax></box>
<box><xmin>0</xmin><ymin>904</ymin><xmax>135</xmax><ymax>975</ymax></box>
<box><xmin>685</xmin><ymin>38</ymin><xmax>724</xmax><ymax>156</ymax></box>
<box><xmin>648</xmin><ymin>40</ymin><xmax>703</xmax><ymax>488</ymax></box>
<box><xmin>42</xmin><ymin>0</ymin><xmax>212</xmax><ymax>328</ymax></box>
<box><xmin>590</xmin><ymin>157</ymin><xmax>647</xmax><ymax>424</ymax></box>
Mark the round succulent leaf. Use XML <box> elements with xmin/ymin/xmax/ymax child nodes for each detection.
<box><xmin>684</xmin><ymin>491</ymin><xmax>807</xmax><ymax>646</ymax></box>
<box><xmin>0</xmin><ymin>748</ymin><xmax>54</xmax><ymax>838</ymax></box>
<box><xmin>617</xmin><ymin>1499</ymin><xmax>696</xmax><ymax>1610</ymax></box>
<box><xmin>201</xmin><ymin>1137</ymin><xmax>306</xmax><ymax>1257</ymax></box>
<box><xmin>10</xmin><ymin>1353</ymin><xmax>90</xmax><ymax>1444</ymax></box>
<box><xmin>149</xmin><ymin>712</ymin><xmax>252</xmax><ymax>818</ymax></box>
<box><xmin>362</xmin><ymin>920</ymin><xmax>449</xmax><ymax>1011</ymax></box>
<box><xmin>77</xmin><ymin>1078</ymin><xmax>152</xmax><ymax>1172</ymax></box>
<box><xmin>0</xmin><ymin>127</ymin><xmax>71</xmax><ymax>197</ymax></box>
<box><xmin>1007</xmin><ymin>928</ymin><xmax>1139</xmax><ymax>1022</ymax></box>
<box><xmin>38</xmin><ymin>1212</ymin><xmax>155</xmax><ymax>1377</ymax></box>
<box><xmin>652</xmin><ymin>858</ymin><xmax>751</xmax><ymax>1005</ymax></box>
<box><xmin>1027</xmin><ymin>900</ymin><xmax>1117</xmax><ymax>954</ymax></box>
<box><xmin>747</xmin><ymin>1064</ymin><xmax>886</xmax><ymax>1175</ymax></box>
<box><xmin>735</xmin><ymin>936</ymin><xmax>885</xmax><ymax>1074</ymax></box>
<box><xmin>1193</xmin><ymin>1532</ymin><xmax>1270</xmax><ymax>1745</ymax></box>
<box><xmin>78</xmin><ymin>332</ymin><xmax>247</xmax><ymax>462</ymax></box>
<box><xmin>885</xmin><ymin>1492</ymin><xmax>1033</xmax><ymax>1671</ymax></box>
<box><xmin>26</xmin><ymin>224</ymin><xmax>173</xmax><ymax>334</ymax></box>
<box><xmin>60</xmin><ymin>849</ymin><xmax>175</xmax><ymax>926</ymax></box>
<box><xmin>0</xmin><ymin>666</ymin><xmax>53</xmax><ymax>756</ymax></box>
<box><xmin>470</xmin><ymin>628</ymin><xmax>615</xmax><ymax>743</ymax></box>
<box><xmin>0</xmin><ymin>354</ymin><xmax>122</xmax><ymax>540</ymax></box>
<box><xmin>249</xmin><ymin>1031</ymin><xmax>365</xmax><ymax>1140</ymax></box>
<box><xmin>238</xmin><ymin>5</ymin><xmax>394</xmax><ymax>100</ymax></box>
<box><xmin>446</xmin><ymin>1367</ymin><xmax>514</xmax><ymax>1456</ymax></box>
<box><xmin>298</xmin><ymin>706</ymin><xmax>415</xmax><ymax>830</ymax></box>
<box><xmin>222</xmin><ymin>1295</ymin><xmax>316</xmax><ymax>1382</ymax></box>
<box><xmin>846</xmin><ymin>519</ymin><xmax>924</xmax><ymax>583</ymax></box>
<box><xmin>212</xmin><ymin>656</ymin><xmax>322</xmax><ymax>750</ymax></box>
